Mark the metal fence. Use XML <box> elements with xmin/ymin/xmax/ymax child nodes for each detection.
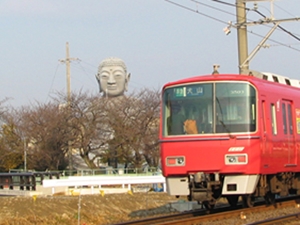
<box><xmin>9</xmin><ymin>167</ymin><xmax>161</xmax><ymax>177</ymax></box>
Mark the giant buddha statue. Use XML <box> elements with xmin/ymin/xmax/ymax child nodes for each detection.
<box><xmin>96</xmin><ymin>57</ymin><xmax>131</xmax><ymax>97</ymax></box>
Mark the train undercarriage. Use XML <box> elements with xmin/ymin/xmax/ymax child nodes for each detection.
<box><xmin>174</xmin><ymin>172</ymin><xmax>300</xmax><ymax>208</ymax></box>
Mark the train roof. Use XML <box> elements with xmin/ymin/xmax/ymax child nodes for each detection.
<box><xmin>246</xmin><ymin>70</ymin><xmax>300</xmax><ymax>88</ymax></box>
<box><xmin>163</xmin><ymin>70</ymin><xmax>300</xmax><ymax>89</ymax></box>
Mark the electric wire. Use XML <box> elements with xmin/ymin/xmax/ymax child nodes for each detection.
<box><xmin>249</xmin><ymin>30</ymin><xmax>300</xmax><ymax>53</ymax></box>
<box><xmin>166</xmin><ymin>0</ymin><xmax>271</xmax><ymax>32</ymax></box>
<box><xmin>165</xmin><ymin>0</ymin><xmax>300</xmax><ymax>52</ymax></box>
<box><xmin>274</xmin><ymin>2</ymin><xmax>297</xmax><ymax>18</ymax></box>
<box><xmin>65</xmin><ymin>64</ymin><xmax>97</xmax><ymax>91</ymax></box>
<box><xmin>73</xmin><ymin>60</ymin><xmax>97</xmax><ymax>84</ymax></box>
<box><xmin>165</xmin><ymin>0</ymin><xmax>228</xmax><ymax>25</ymax></box>
<box><xmin>46</xmin><ymin>63</ymin><xmax>61</xmax><ymax>103</ymax></box>
<box><xmin>190</xmin><ymin>0</ymin><xmax>236</xmax><ymax>17</ymax></box>
<box><xmin>211</xmin><ymin>0</ymin><xmax>300</xmax><ymax>43</ymax></box>
<box><xmin>211</xmin><ymin>0</ymin><xmax>237</xmax><ymax>8</ymax></box>
<box><xmin>254</xmin><ymin>9</ymin><xmax>300</xmax><ymax>42</ymax></box>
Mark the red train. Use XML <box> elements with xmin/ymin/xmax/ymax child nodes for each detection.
<box><xmin>159</xmin><ymin>71</ymin><xmax>300</xmax><ymax>208</ymax></box>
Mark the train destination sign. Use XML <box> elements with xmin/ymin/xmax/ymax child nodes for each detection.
<box><xmin>174</xmin><ymin>85</ymin><xmax>204</xmax><ymax>98</ymax></box>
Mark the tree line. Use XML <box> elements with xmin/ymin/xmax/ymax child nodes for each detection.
<box><xmin>0</xmin><ymin>88</ymin><xmax>161</xmax><ymax>172</ymax></box>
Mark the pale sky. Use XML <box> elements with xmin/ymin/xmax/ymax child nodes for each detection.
<box><xmin>1</xmin><ymin>0</ymin><xmax>299</xmax><ymax>107</ymax></box>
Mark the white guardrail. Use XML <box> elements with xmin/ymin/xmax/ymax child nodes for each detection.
<box><xmin>43</xmin><ymin>175</ymin><xmax>166</xmax><ymax>194</ymax></box>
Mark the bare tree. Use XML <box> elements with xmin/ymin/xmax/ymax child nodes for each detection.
<box><xmin>0</xmin><ymin>104</ymin><xmax>28</xmax><ymax>172</ymax></box>
<box><xmin>54</xmin><ymin>91</ymin><xmax>112</xmax><ymax>169</ymax></box>
<box><xmin>103</xmin><ymin>88</ymin><xmax>161</xmax><ymax>169</ymax></box>
<box><xmin>19</xmin><ymin>103</ymin><xmax>69</xmax><ymax>171</ymax></box>
<box><xmin>136</xmin><ymin>89</ymin><xmax>161</xmax><ymax>168</ymax></box>
<box><xmin>0</xmin><ymin>119</ymin><xmax>24</xmax><ymax>171</ymax></box>
<box><xmin>0</xmin><ymin>89</ymin><xmax>161</xmax><ymax>172</ymax></box>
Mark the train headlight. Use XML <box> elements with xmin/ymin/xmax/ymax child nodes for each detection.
<box><xmin>225</xmin><ymin>154</ymin><xmax>248</xmax><ymax>165</ymax></box>
<box><xmin>177</xmin><ymin>157</ymin><xmax>184</xmax><ymax>165</ymax></box>
<box><xmin>228</xmin><ymin>157</ymin><xmax>236</xmax><ymax>163</ymax></box>
<box><xmin>166</xmin><ymin>156</ymin><xmax>185</xmax><ymax>166</ymax></box>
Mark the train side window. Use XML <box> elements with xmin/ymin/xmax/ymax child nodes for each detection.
<box><xmin>273</xmin><ymin>76</ymin><xmax>279</xmax><ymax>82</ymax></box>
<box><xmin>271</xmin><ymin>104</ymin><xmax>277</xmax><ymax>135</ymax></box>
<box><xmin>287</xmin><ymin>104</ymin><xmax>293</xmax><ymax>134</ymax></box>
<box><xmin>282</xmin><ymin>103</ymin><xmax>287</xmax><ymax>134</ymax></box>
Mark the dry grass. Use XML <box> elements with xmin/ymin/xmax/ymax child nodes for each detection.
<box><xmin>0</xmin><ymin>192</ymin><xmax>182</xmax><ymax>225</ymax></box>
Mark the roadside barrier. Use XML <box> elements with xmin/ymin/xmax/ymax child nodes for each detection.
<box><xmin>43</xmin><ymin>175</ymin><xmax>166</xmax><ymax>194</ymax></box>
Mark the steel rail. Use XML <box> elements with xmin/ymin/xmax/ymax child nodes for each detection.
<box><xmin>112</xmin><ymin>197</ymin><xmax>300</xmax><ymax>225</ymax></box>
<box><xmin>245</xmin><ymin>212</ymin><xmax>300</xmax><ymax>225</ymax></box>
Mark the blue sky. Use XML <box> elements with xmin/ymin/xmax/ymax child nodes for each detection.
<box><xmin>1</xmin><ymin>0</ymin><xmax>299</xmax><ymax>107</ymax></box>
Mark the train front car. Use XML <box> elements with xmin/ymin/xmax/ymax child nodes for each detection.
<box><xmin>160</xmin><ymin>74</ymin><xmax>261</xmax><ymax>208</ymax></box>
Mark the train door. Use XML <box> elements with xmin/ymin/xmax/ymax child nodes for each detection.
<box><xmin>282</xmin><ymin>100</ymin><xmax>296</xmax><ymax>165</ymax></box>
<box><xmin>261</xmin><ymin>98</ymin><xmax>268</xmax><ymax>154</ymax></box>
<box><xmin>261</xmin><ymin>96</ymin><xmax>271</xmax><ymax>168</ymax></box>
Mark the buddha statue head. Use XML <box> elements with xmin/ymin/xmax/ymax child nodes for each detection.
<box><xmin>96</xmin><ymin>57</ymin><xmax>131</xmax><ymax>97</ymax></box>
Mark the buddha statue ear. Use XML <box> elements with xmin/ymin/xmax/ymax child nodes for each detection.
<box><xmin>125</xmin><ymin>73</ymin><xmax>131</xmax><ymax>91</ymax></box>
<box><xmin>95</xmin><ymin>74</ymin><xmax>103</xmax><ymax>93</ymax></box>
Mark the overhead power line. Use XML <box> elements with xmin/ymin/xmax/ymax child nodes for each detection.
<box><xmin>211</xmin><ymin>0</ymin><xmax>300</xmax><ymax>43</ymax></box>
<box><xmin>274</xmin><ymin>2</ymin><xmax>297</xmax><ymax>18</ymax></box>
<box><xmin>191</xmin><ymin>0</ymin><xmax>236</xmax><ymax>17</ymax></box>
<box><xmin>164</xmin><ymin>0</ymin><xmax>228</xmax><ymax>25</ymax></box>
<box><xmin>211</xmin><ymin>0</ymin><xmax>254</xmax><ymax>13</ymax></box>
<box><xmin>165</xmin><ymin>0</ymin><xmax>300</xmax><ymax>52</ymax></box>
<box><xmin>249</xmin><ymin>30</ymin><xmax>300</xmax><ymax>53</ymax></box>
<box><xmin>253</xmin><ymin>9</ymin><xmax>300</xmax><ymax>42</ymax></box>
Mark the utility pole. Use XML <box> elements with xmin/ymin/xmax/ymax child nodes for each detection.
<box><xmin>235</xmin><ymin>0</ymin><xmax>299</xmax><ymax>74</ymax></box>
<box><xmin>24</xmin><ymin>138</ymin><xmax>27</xmax><ymax>172</ymax></box>
<box><xmin>59</xmin><ymin>42</ymin><xmax>78</xmax><ymax>172</ymax></box>
<box><xmin>236</xmin><ymin>0</ymin><xmax>249</xmax><ymax>74</ymax></box>
<box><xmin>59</xmin><ymin>42</ymin><xmax>78</xmax><ymax>105</ymax></box>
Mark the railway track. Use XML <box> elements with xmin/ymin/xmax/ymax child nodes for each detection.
<box><xmin>246</xmin><ymin>212</ymin><xmax>300</xmax><ymax>225</ymax></box>
<box><xmin>113</xmin><ymin>197</ymin><xmax>300</xmax><ymax>225</ymax></box>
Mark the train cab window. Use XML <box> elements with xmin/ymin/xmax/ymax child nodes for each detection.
<box><xmin>166</xmin><ymin>101</ymin><xmax>186</xmax><ymax>135</ymax></box>
<box><xmin>271</xmin><ymin>104</ymin><xmax>277</xmax><ymax>135</ymax></box>
<box><xmin>215</xmin><ymin>83</ymin><xmax>256</xmax><ymax>133</ymax></box>
<box><xmin>162</xmin><ymin>82</ymin><xmax>256</xmax><ymax>136</ymax></box>
<box><xmin>163</xmin><ymin>84</ymin><xmax>213</xmax><ymax>136</ymax></box>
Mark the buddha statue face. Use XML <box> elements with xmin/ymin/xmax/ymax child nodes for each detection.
<box><xmin>96</xmin><ymin>57</ymin><xmax>131</xmax><ymax>97</ymax></box>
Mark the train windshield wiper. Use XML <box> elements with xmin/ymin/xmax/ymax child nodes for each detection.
<box><xmin>216</xmin><ymin>97</ymin><xmax>234</xmax><ymax>138</ymax></box>
<box><xmin>218</xmin><ymin>118</ymin><xmax>234</xmax><ymax>138</ymax></box>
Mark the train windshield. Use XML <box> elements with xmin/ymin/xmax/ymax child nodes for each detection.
<box><xmin>162</xmin><ymin>82</ymin><xmax>256</xmax><ymax>136</ymax></box>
